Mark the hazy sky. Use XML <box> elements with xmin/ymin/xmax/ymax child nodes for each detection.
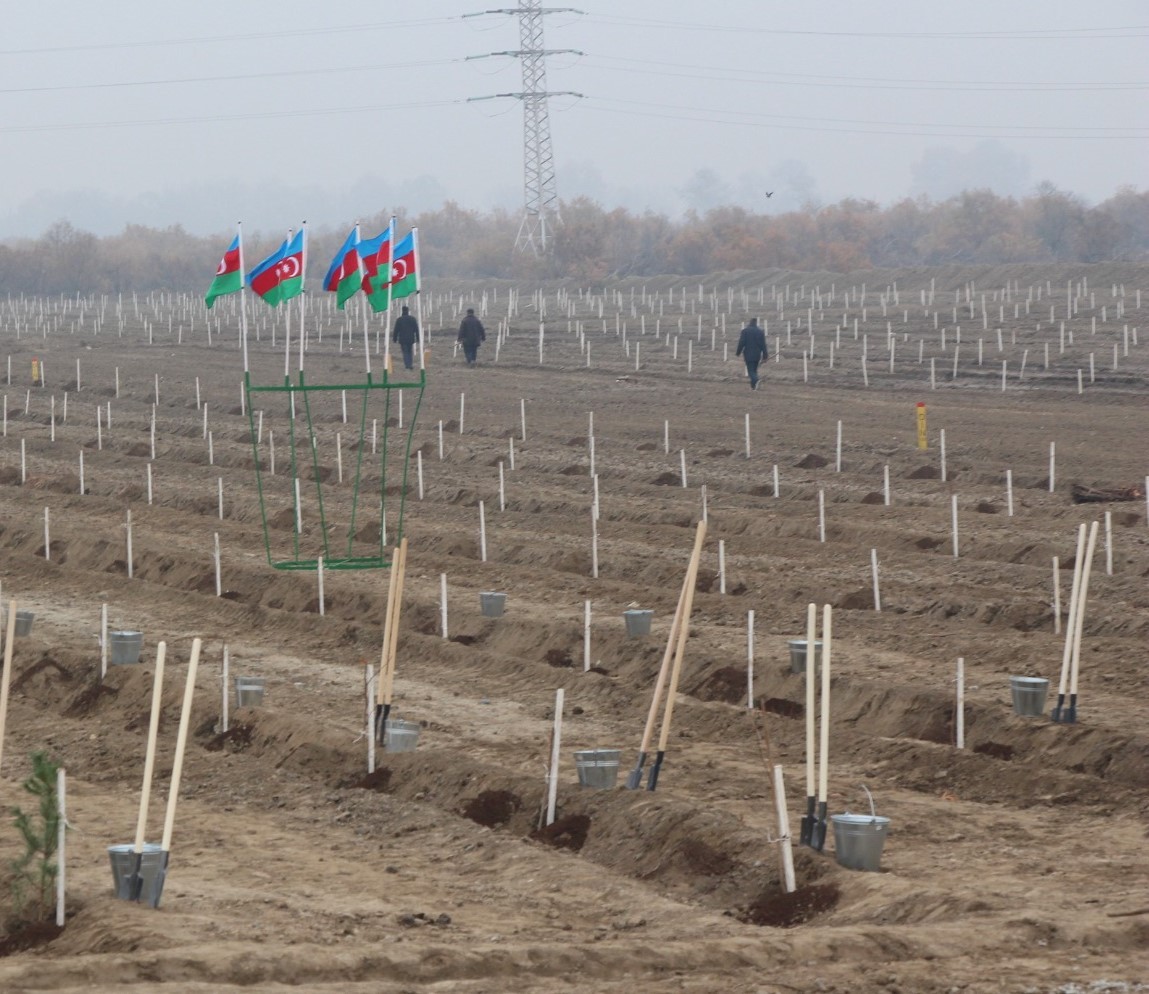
<box><xmin>1</xmin><ymin>1</ymin><xmax>1145</xmax><ymax>237</ymax></box>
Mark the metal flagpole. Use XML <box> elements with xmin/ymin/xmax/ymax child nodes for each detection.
<box><xmin>412</xmin><ymin>227</ymin><xmax>425</xmax><ymax>369</ymax></box>
<box><xmin>237</xmin><ymin>221</ymin><xmax>249</xmax><ymax>373</ymax></box>
<box><xmin>298</xmin><ymin>221</ymin><xmax>307</xmax><ymax>372</ymax></box>
<box><xmin>384</xmin><ymin>215</ymin><xmax>396</xmax><ymax>374</ymax></box>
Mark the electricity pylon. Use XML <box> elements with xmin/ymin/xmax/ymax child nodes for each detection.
<box><xmin>467</xmin><ymin>3</ymin><xmax>583</xmax><ymax>254</ymax></box>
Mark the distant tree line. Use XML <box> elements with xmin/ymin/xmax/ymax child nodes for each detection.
<box><xmin>1</xmin><ymin>184</ymin><xmax>1146</xmax><ymax>295</ymax></box>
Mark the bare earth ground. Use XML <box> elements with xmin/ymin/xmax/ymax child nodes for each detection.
<box><xmin>0</xmin><ymin>263</ymin><xmax>1146</xmax><ymax>994</ymax></box>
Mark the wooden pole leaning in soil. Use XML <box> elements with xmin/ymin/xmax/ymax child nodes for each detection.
<box><xmin>1052</xmin><ymin>524</ymin><xmax>1087</xmax><ymax>723</ymax></box>
<box><xmin>375</xmin><ymin>537</ymin><xmax>408</xmax><ymax>743</ymax></box>
<box><xmin>1064</xmin><ymin>520</ymin><xmax>1099</xmax><ymax>725</ymax></box>
<box><xmin>647</xmin><ymin>520</ymin><xmax>707</xmax><ymax>791</ymax></box>
<box><xmin>0</xmin><ymin>600</ymin><xmax>18</xmax><ymax>775</ymax></box>
<box><xmin>810</xmin><ymin>604</ymin><xmax>833</xmax><ymax>851</ymax></box>
<box><xmin>623</xmin><ymin>525</ymin><xmax>698</xmax><ymax>789</ymax></box>
<box><xmin>799</xmin><ymin>602</ymin><xmax>818</xmax><ymax>846</ymax></box>
<box><xmin>161</xmin><ymin>637</ymin><xmax>202</xmax><ymax>870</ymax></box>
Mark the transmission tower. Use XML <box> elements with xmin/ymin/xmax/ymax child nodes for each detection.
<box><xmin>467</xmin><ymin>4</ymin><xmax>583</xmax><ymax>254</ymax></box>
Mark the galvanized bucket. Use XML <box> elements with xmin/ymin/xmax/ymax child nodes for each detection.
<box><xmin>787</xmin><ymin>639</ymin><xmax>823</xmax><ymax>674</ymax></box>
<box><xmin>109</xmin><ymin>631</ymin><xmax>143</xmax><ymax>665</ymax></box>
<box><xmin>574</xmin><ymin>749</ymin><xmax>621</xmax><ymax>789</ymax></box>
<box><xmin>13</xmin><ymin>611</ymin><xmax>35</xmax><ymax>637</ymax></box>
<box><xmin>384</xmin><ymin>718</ymin><xmax>421</xmax><ymax>753</ymax></box>
<box><xmin>1009</xmin><ymin>676</ymin><xmax>1049</xmax><ymax>717</ymax></box>
<box><xmin>107</xmin><ymin>843</ymin><xmax>168</xmax><ymax>908</ymax></box>
<box><xmin>480</xmin><ymin>592</ymin><xmax>506</xmax><ymax>618</ymax></box>
<box><xmin>234</xmin><ymin>676</ymin><xmax>266</xmax><ymax>708</ymax></box>
<box><xmin>831</xmin><ymin>813</ymin><xmax>891</xmax><ymax>871</ymax></box>
<box><xmin>623</xmin><ymin>610</ymin><xmax>653</xmax><ymax>638</ymax></box>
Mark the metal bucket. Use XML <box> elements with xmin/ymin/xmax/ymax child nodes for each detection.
<box><xmin>787</xmin><ymin>639</ymin><xmax>823</xmax><ymax>674</ymax></box>
<box><xmin>234</xmin><ymin>677</ymin><xmax>266</xmax><ymax>708</ymax></box>
<box><xmin>384</xmin><ymin>718</ymin><xmax>421</xmax><ymax>753</ymax></box>
<box><xmin>480</xmin><ymin>592</ymin><xmax>506</xmax><ymax>618</ymax></box>
<box><xmin>1010</xmin><ymin>676</ymin><xmax>1049</xmax><ymax>717</ymax></box>
<box><xmin>574</xmin><ymin>749</ymin><xmax>620</xmax><ymax>789</ymax></box>
<box><xmin>831</xmin><ymin>814</ymin><xmax>891</xmax><ymax>872</ymax></box>
<box><xmin>623</xmin><ymin>610</ymin><xmax>653</xmax><ymax>638</ymax></box>
<box><xmin>107</xmin><ymin>843</ymin><xmax>168</xmax><ymax>908</ymax></box>
<box><xmin>109</xmin><ymin>631</ymin><xmax>143</xmax><ymax>665</ymax></box>
<box><xmin>13</xmin><ymin>611</ymin><xmax>35</xmax><ymax>637</ymax></box>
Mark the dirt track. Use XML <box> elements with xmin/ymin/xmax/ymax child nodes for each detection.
<box><xmin>0</xmin><ymin>264</ymin><xmax>1146</xmax><ymax>994</ymax></box>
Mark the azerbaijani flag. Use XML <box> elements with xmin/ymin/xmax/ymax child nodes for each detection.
<box><xmin>323</xmin><ymin>228</ymin><xmax>361</xmax><ymax>310</ymax></box>
<box><xmin>249</xmin><ymin>229</ymin><xmax>305</xmax><ymax>307</ymax></box>
<box><xmin>389</xmin><ymin>229</ymin><xmax>418</xmax><ymax>301</ymax></box>
<box><xmin>359</xmin><ymin>225</ymin><xmax>393</xmax><ymax>313</ymax></box>
<box><xmin>205</xmin><ymin>234</ymin><xmax>242</xmax><ymax>309</ymax></box>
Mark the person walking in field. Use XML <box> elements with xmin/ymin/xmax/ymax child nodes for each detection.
<box><xmin>392</xmin><ymin>305</ymin><xmax>420</xmax><ymax>370</ymax></box>
<box><xmin>458</xmin><ymin>308</ymin><xmax>486</xmax><ymax>366</ymax></box>
<box><xmin>735</xmin><ymin>317</ymin><xmax>768</xmax><ymax>389</ymax></box>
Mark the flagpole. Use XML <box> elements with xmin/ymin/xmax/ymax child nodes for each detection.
<box><xmin>238</xmin><ymin>221</ymin><xmax>249</xmax><ymax>373</ymax></box>
<box><xmin>412</xmin><ymin>226</ymin><xmax>424</xmax><ymax>370</ymax></box>
<box><xmin>356</xmin><ymin>222</ymin><xmax>370</xmax><ymax>376</ymax></box>
<box><xmin>298</xmin><ymin>221</ymin><xmax>307</xmax><ymax>373</ymax></box>
<box><xmin>284</xmin><ymin>228</ymin><xmax>293</xmax><ymax>380</ymax></box>
<box><xmin>384</xmin><ymin>215</ymin><xmax>396</xmax><ymax>374</ymax></box>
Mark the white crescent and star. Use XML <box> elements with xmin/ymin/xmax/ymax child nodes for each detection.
<box><xmin>277</xmin><ymin>256</ymin><xmax>301</xmax><ymax>279</ymax></box>
<box><xmin>215</xmin><ymin>259</ymin><xmax>228</xmax><ymax>276</ymax></box>
<box><xmin>391</xmin><ymin>259</ymin><xmax>408</xmax><ymax>281</ymax></box>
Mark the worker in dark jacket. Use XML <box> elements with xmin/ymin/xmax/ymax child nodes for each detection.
<box><xmin>735</xmin><ymin>317</ymin><xmax>768</xmax><ymax>389</ymax></box>
<box><xmin>458</xmin><ymin>308</ymin><xmax>486</xmax><ymax>366</ymax></box>
<box><xmin>392</xmin><ymin>305</ymin><xmax>420</xmax><ymax>370</ymax></box>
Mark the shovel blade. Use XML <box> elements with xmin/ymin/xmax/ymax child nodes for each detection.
<box><xmin>799</xmin><ymin>795</ymin><xmax>815</xmax><ymax>846</ymax></box>
<box><xmin>623</xmin><ymin>752</ymin><xmax>646</xmax><ymax>791</ymax></box>
<box><xmin>810</xmin><ymin>801</ymin><xmax>829</xmax><ymax>852</ymax></box>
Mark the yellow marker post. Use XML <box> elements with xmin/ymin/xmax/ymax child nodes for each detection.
<box><xmin>31</xmin><ymin>358</ymin><xmax>41</xmax><ymax>387</ymax></box>
<box><xmin>916</xmin><ymin>402</ymin><xmax>928</xmax><ymax>450</ymax></box>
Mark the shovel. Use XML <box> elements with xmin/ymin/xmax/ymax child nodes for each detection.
<box><xmin>799</xmin><ymin>603</ymin><xmax>817</xmax><ymax>846</ymax></box>
<box><xmin>809</xmin><ymin>604</ymin><xmax>832</xmax><ymax>852</ymax></box>
<box><xmin>646</xmin><ymin>522</ymin><xmax>706</xmax><ymax>791</ymax></box>
<box><xmin>1063</xmin><ymin>521</ymin><xmax>1098</xmax><ymax>724</ymax></box>
<box><xmin>1051</xmin><ymin>525</ymin><xmax>1085</xmax><ymax>723</ymax></box>
<box><xmin>625</xmin><ymin>540</ymin><xmax>693</xmax><ymax>789</ymax></box>
<box><xmin>376</xmin><ymin>539</ymin><xmax>408</xmax><ymax>744</ymax></box>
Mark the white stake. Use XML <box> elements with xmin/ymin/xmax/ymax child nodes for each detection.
<box><xmin>951</xmin><ymin>495</ymin><xmax>959</xmax><ymax>558</ymax></box>
<box><xmin>479</xmin><ymin>500</ymin><xmax>487</xmax><ymax>562</ymax></box>
<box><xmin>1104</xmin><ymin>511</ymin><xmax>1113</xmax><ymax>576</ymax></box>
<box><xmin>939</xmin><ymin>428</ymin><xmax>947</xmax><ymax>482</ymax></box>
<box><xmin>747</xmin><ymin>610</ymin><xmax>755</xmax><ymax>709</ymax></box>
<box><xmin>56</xmin><ymin>768</ymin><xmax>66</xmax><ymax>927</ymax></box>
<box><xmin>1049</xmin><ymin>442</ymin><xmax>1056</xmax><ymax>493</ymax></box>
<box><xmin>955</xmin><ymin>657</ymin><xmax>965</xmax><ymax>749</ymax></box>
<box><xmin>317</xmin><ymin>556</ymin><xmax>325</xmax><ymax>615</ymax></box>
<box><xmin>870</xmin><ymin>548</ymin><xmax>881</xmax><ymax>611</ymax></box>
<box><xmin>546</xmin><ymin>688</ymin><xmax>564</xmax><ymax>826</ymax></box>
<box><xmin>663</xmin><ymin>419</ymin><xmax>669</xmax><ymax>455</ymax></box>
<box><xmin>701</xmin><ymin>484</ymin><xmax>708</xmax><ymax>523</ymax></box>
<box><xmin>417</xmin><ymin>450</ymin><xmax>424</xmax><ymax>500</ymax></box>
<box><xmin>591</xmin><ymin>507</ymin><xmax>599</xmax><ymax>578</ymax></box>
<box><xmin>439</xmin><ymin>573</ymin><xmax>448</xmax><ymax>639</ymax></box>
<box><xmin>459</xmin><ymin>393</ymin><xmax>465</xmax><ymax>434</ymax></box>
<box><xmin>43</xmin><ymin>506</ymin><xmax>50</xmax><ymax>560</ymax></box>
<box><xmin>1052</xmin><ymin>557</ymin><xmax>1062</xmax><ymax>635</ymax></box>
<box><xmin>718</xmin><ymin>539</ymin><xmax>726</xmax><ymax>594</ymax></box>
<box><xmin>772</xmin><ymin>765</ymin><xmax>796</xmax><ymax>894</ymax></box>
<box><xmin>0</xmin><ymin>601</ymin><xmax>15</xmax><ymax>774</ymax></box>
<box><xmin>583</xmin><ymin>600</ymin><xmax>592</xmax><ymax>672</ymax></box>
<box><xmin>835</xmin><ymin>420</ymin><xmax>842</xmax><ymax>472</ymax></box>
<box><xmin>214</xmin><ymin>533</ymin><xmax>222</xmax><ymax>597</ymax></box>
<box><xmin>520</xmin><ymin>398</ymin><xmax>527</xmax><ymax>441</ymax></box>
<box><xmin>818</xmin><ymin>490</ymin><xmax>826</xmax><ymax>542</ymax></box>
<box><xmin>772</xmin><ymin>464</ymin><xmax>779</xmax><ymax>498</ymax></box>
<box><xmin>744</xmin><ymin>413</ymin><xmax>750</xmax><ymax>459</ymax></box>
<box><xmin>1006</xmin><ymin>469</ymin><xmax>1014</xmax><ymax>517</ymax></box>
<box><xmin>221</xmin><ymin>644</ymin><xmax>229</xmax><ymax>734</ymax></box>
<box><xmin>126</xmin><ymin>509</ymin><xmax>133</xmax><ymax>578</ymax></box>
<box><xmin>498</xmin><ymin>461</ymin><xmax>506</xmax><ymax>511</ymax></box>
<box><xmin>679</xmin><ymin>449</ymin><xmax>688</xmax><ymax>488</ymax></box>
<box><xmin>100</xmin><ymin>603</ymin><xmax>108</xmax><ymax>679</ymax></box>
<box><xmin>217</xmin><ymin>478</ymin><xmax>224</xmax><ymax>519</ymax></box>
<box><xmin>883</xmin><ymin>464</ymin><xmax>890</xmax><ymax>505</ymax></box>
<box><xmin>365</xmin><ymin>668</ymin><xmax>375</xmax><ymax>775</ymax></box>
